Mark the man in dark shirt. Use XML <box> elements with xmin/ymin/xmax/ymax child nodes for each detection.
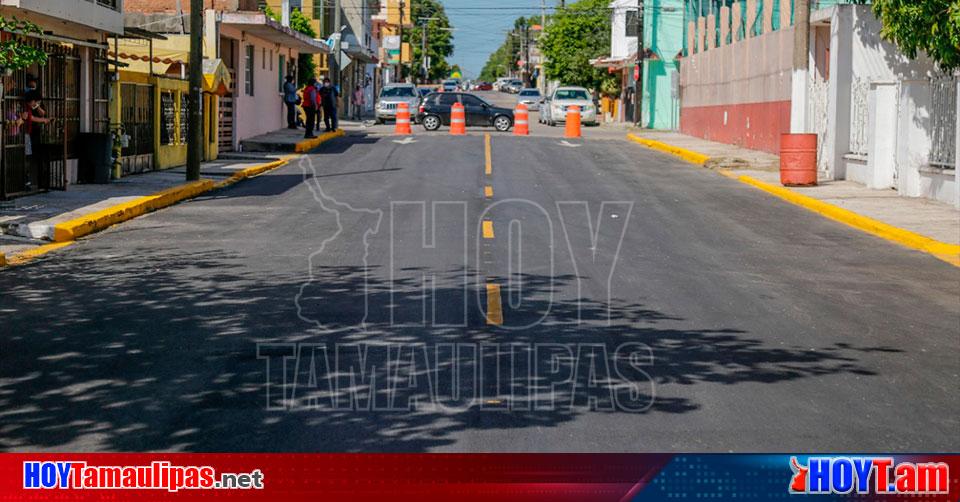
<box><xmin>319</xmin><ymin>77</ymin><xmax>339</xmax><ymax>132</ymax></box>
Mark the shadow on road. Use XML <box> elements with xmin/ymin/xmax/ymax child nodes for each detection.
<box><xmin>0</xmin><ymin>248</ymin><xmax>895</xmax><ymax>452</ymax></box>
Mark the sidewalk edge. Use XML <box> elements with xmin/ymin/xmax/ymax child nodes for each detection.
<box><xmin>626</xmin><ymin>133</ymin><xmax>710</xmax><ymax>165</ymax></box>
<box><xmin>720</xmin><ymin>170</ymin><xmax>960</xmax><ymax>267</ymax></box>
<box><xmin>295</xmin><ymin>129</ymin><xmax>345</xmax><ymax>153</ymax></box>
<box><xmin>49</xmin><ymin>157</ymin><xmax>294</xmax><ymax>244</ymax></box>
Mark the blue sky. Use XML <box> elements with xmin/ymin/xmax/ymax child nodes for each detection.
<box><xmin>441</xmin><ymin>1</ymin><xmax>562</xmax><ymax>79</ymax></box>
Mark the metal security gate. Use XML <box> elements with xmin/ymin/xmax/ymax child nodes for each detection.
<box><xmin>120</xmin><ymin>83</ymin><xmax>155</xmax><ymax>174</ymax></box>
<box><xmin>0</xmin><ymin>38</ymin><xmax>80</xmax><ymax>199</ymax></box>
<box><xmin>930</xmin><ymin>75</ymin><xmax>957</xmax><ymax>169</ymax></box>
<box><xmin>219</xmin><ymin>70</ymin><xmax>236</xmax><ymax>152</ymax></box>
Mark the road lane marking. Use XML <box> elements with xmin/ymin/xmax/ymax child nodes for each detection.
<box><xmin>482</xmin><ymin>220</ymin><xmax>495</xmax><ymax>239</ymax></box>
<box><xmin>484</xmin><ymin>134</ymin><xmax>492</xmax><ymax>176</ymax></box>
<box><xmin>5</xmin><ymin>241</ymin><xmax>75</xmax><ymax>266</ymax></box>
<box><xmin>484</xmin><ymin>186</ymin><xmax>493</xmax><ymax>198</ymax></box>
<box><xmin>485</xmin><ymin>283</ymin><xmax>503</xmax><ymax>325</ymax></box>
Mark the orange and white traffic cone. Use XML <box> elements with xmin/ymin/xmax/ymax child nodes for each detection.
<box><xmin>450</xmin><ymin>102</ymin><xmax>466</xmax><ymax>135</ymax></box>
<box><xmin>514</xmin><ymin>103</ymin><xmax>529</xmax><ymax>136</ymax></box>
<box><xmin>564</xmin><ymin>106</ymin><xmax>581</xmax><ymax>138</ymax></box>
<box><xmin>395</xmin><ymin>102</ymin><xmax>412</xmax><ymax>135</ymax></box>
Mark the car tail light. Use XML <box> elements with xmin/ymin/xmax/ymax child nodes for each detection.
<box><xmin>419</xmin><ymin>104</ymin><xmax>425</xmax><ymax>114</ymax></box>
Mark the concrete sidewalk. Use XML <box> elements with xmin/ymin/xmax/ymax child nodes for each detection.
<box><xmin>630</xmin><ymin>129</ymin><xmax>780</xmax><ymax>170</ymax></box>
<box><xmin>0</xmin><ymin>158</ymin><xmax>279</xmax><ymax>258</ymax></box>
<box><xmin>627</xmin><ymin>130</ymin><xmax>960</xmax><ymax>252</ymax></box>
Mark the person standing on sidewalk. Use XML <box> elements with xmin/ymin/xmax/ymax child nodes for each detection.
<box><xmin>302</xmin><ymin>78</ymin><xmax>319</xmax><ymax>139</ymax></box>
<box><xmin>283</xmin><ymin>75</ymin><xmax>299</xmax><ymax>129</ymax></box>
<box><xmin>319</xmin><ymin>78</ymin><xmax>339</xmax><ymax>132</ymax></box>
<box><xmin>351</xmin><ymin>84</ymin><xmax>364</xmax><ymax>121</ymax></box>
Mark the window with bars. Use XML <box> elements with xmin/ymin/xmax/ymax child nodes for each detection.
<box><xmin>929</xmin><ymin>76</ymin><xmax>957</xmax><ymax>169</ymax></box>
<box><xmin>245</xmin><ymin>45</ymin><xmax>255</xmax><ymax>96</ymax></box>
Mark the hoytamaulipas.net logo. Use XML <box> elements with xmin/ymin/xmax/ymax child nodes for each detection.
<box><xmin>789</xmin><ymin>456</ymin><xmax>949</xmax><ymax>495</ymax></box>
<box><xmin>23</xmin><ymin>461</ymin><xmax>264</xmax><ymax>492</ymax></box>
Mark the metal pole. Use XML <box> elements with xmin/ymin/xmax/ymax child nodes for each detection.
<box><xmin>540</xmin><ymin>0</ymin><xmax>546</xmax><ymax>94</ymax></box>
<box><xmin>333</xmin><ymin>0</ymin><xmax>341</xmax><ymax>87</ymax></box>
<box><xmin>635</xmin><ymin>0</ymin><xmax>644</xmax><ymax>127</ymax></box>
<box><xmin>398</xmin><ymin>0</ymin><xmax>405</xmax><ymax>82</ymax></box>
<box><xmin>421</xmin><ymin>19</ymin><xmax>428</xmax><ymax>82</ymax></box>
<box><xmin>186</xmin><ymin>0</ymin><xmax>202</xmax><ymax>181</ymax></box>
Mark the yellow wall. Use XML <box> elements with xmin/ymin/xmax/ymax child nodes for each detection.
<box><xmin>112</xmin><ymin>71</ymin><xmax>219</xmax><ymax>174</ymax></box>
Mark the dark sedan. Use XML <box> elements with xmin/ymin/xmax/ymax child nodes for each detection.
<box><xmin>417</xmin><ymin>92</ymin><xmax>514</xmax><ymax>132</ymax></box>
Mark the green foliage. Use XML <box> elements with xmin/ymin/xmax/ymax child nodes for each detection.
<box><xmin>261</xmin><ymin>6</ymin><xmax>317</xmax><ymax>85</ymax></box>
<box><xmin>540</xmin><ymin>0</ymin><xmax>611</xmax><ymax>91</ymax></box>
<box><xmin>403</xmin><ymin>0</ymin><xmax>455</xmax><ymax>82</ymax></box>
<box><xmin>0</xmin><ymin>17</ymin><xmax>48</xmax><ymax>73</ymax></box>
<box><xmin>872</xmin><ymin>0</ymin><xmax>960</xmax><ymax>71</ymax></box>
<box><xmin>600</xmin><ymin>73</ymin><xmax>621</xmax><ymax>98</ymax></box>
<box><xmin>479</xmin><ymin>15</ymin><xmax>539</xmax><ymax>82</ymax></box>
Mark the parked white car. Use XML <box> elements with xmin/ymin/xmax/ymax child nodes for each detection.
<box><xmin>516</xmin><ymin>88</ymin><xmax>543</xmax><ymax>111</ymax></box>
<box><xmin>376</xmin><ymin>83</ymin><xmax>421</xmax><ymax>124</ymax></box>
<box><xmin>541</xmin><ymin>86</ymin><xmax>598</xmax><ymax>126</ymax></box>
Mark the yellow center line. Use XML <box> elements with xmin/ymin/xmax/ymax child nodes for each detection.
<box><xmin>485</xmin><ymin>283</ymin><xmax>503</xmax><ymax>325</ymax></box>
<box><xmin>482</xmin><ymin>220</ymin><xmax>495</xmax><ymax>239</ymax></box>
<box><xmin>484</xmin><ymin>133</ymin><xmax>492</xmax><ymax>176</ymax></box>
<box><xmin>484</xmin><ymin>185</ymin><xmax>493</xmax><ymax>198</ymax></box>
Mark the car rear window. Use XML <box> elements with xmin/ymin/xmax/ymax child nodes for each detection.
<box><xmin>519</xmin><ymin>90</ymin><xmax>540</xmax><ymax>96</ymax></box>
<box><xmin>554</xmin><ymin>90</ymin><xmax>589</xmax><ymax>100</ymax></box>
<box><xmin>437</xmin><ymin>93</ymin><xmax>459</xmax><ymax>106</ymax></box>
<box><xmin>381</xmin><ymin>87</ymin><xmax>416</xmax><ymax>98</ymax></box>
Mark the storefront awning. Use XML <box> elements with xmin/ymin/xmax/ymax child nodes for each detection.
<box><xmin>202</xmin><ymin>59</ymin><xmax>232</xmax><ymax>96</ymax></box>
<box><xmin>220</xmin><ymin>12</ymin><xmax>328</xmax><ymax>54</ymax></box>
<box><xmin>590</xmin><ymin>53</ymin><xmax>637</xmax><ymax>70</ymax></box>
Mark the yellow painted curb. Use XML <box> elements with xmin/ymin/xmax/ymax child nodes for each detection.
<box><xmin>719</xmin><ymin>170</ymin><xmax>960</xmax><ymax>266</ymax></box>
<box><xmin>295</xmin><ymin>129</ymin><xmax>345</xmax><ymax>153</ymax></box>
<box><xmin>51</xmin><ymin>179</ymin><xmax>216</xmax><ymax>242</ymax></box>
<box><xmin>4</xmin><ymin>241</ymin><xmax>75</xmax><ymax>267</ymax></box>
<box><xmin>627</xmin><ymin>133</ymin><xmax>710</xmax><ymax>165</ymax></box>
<box><xmin>213</xmin><ymin>155</ymin><xmax>296</xmax><ymax>189</ymax></box>
<box><xmin>48</xmin><ymin>156</ymin><xmax>297</xmax><ymax>243</ymax></box>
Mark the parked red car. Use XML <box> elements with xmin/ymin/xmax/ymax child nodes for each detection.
<box><xmin>475</xmin><ymin>82</ymin><xmax>493</xmax><ymax>91</ymax></box>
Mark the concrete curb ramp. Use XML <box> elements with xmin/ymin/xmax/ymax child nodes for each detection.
<box><xmin>625</xmin><ymin>133</ymin><xmax>960</xmax><ymax>267</ymax></box>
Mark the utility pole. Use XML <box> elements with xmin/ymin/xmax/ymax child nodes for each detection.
<box><xmin>791</xmin><ymin>0</ymin><xmax>810</xmax><ymax>133</ymax></box>
<box><xmin>421</xmin><ymin>21</ymin><xmax>428</xmax><ymax>82</ymax></box>
<box><xmin>398</xmin><ymin>0</ymin><xmax>405</xmax><ymax>82</ymax></box>
<box><xmin>634</xmin><ymin>0</ymin><xmax>644</xmax><ymax>127</ymax></box>
<box><xmin>186</xmin><ymin>0</ymin><xmax>202</xmax><ymax>181</ymax></box>
<box><xmin>332</xmin><ymin>0</ymin><xmax>341</xmax><ymax>88</ymax></box>
<box><xmin>540</xmin><ymin>0</ymin><xmax>546</xmax><ymax>94</ymax></box>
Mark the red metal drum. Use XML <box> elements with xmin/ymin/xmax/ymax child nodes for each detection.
<box><xmin>780</xmin><ymin>133</ymin><xmax>818</xmax><ymax>187</ymax></box>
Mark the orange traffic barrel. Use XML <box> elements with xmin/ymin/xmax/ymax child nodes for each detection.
<box><xmin>514</xmin><ymin>103</ymin><xmax>529</xmax><ymax>136</ymax></box>
<box><xmin>450</xmin><ymin>103</ymin><xmax>466</xmax><ymax>135</ymax></box>
<box><xmin>395</xmin><ymin>102</ymin><xmax>412</xmax><ymax>135</ymax></box>
<box><xmin>564</xmin><ymin>106</ymin><xmax>581</xmax><ymax>138</ymax></box>
<box><xmin>780</xmin><ymin>133</ymin><xmax>818</xmax><ymax>186</ymax></box>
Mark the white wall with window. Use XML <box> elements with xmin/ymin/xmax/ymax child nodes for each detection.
<box><xmin>222</xmin><ymin>25</ymin><xmax>301</xmax><ymax>149</ymax></box>
<box><xmin>820</xmin><ymin>4</ymin><xmax>958</xmax><ymax>207</ymax></box>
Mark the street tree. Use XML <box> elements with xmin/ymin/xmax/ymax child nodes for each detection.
<box><xmin>404</xmin><ymin>0</ymin><xmax>454</xmax><ymax>82</ymax></box>
<box><xmin>540</xmin><ymin>0</ymin><xmax>611</xmax><ymax>91</ymax></box>
<box><xmin>262</xmin><ymin>6</ymin><xmax>318</xmax><ymax>85</ymax></box>
<box><xmin>872</xmin><ymin>0</ymin><xmax>960</xmax><ymax>71</ymax></box>
<box><xmin>479</xmin><ymin>16</ymin><xmax>538</xmax><ymax>82</ymax></box>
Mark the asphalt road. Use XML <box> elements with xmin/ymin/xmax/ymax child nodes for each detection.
<box><xmin>1</xmin><ymin>123</ymin><xmax>958</xmax><ymax>452</ymax></box>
